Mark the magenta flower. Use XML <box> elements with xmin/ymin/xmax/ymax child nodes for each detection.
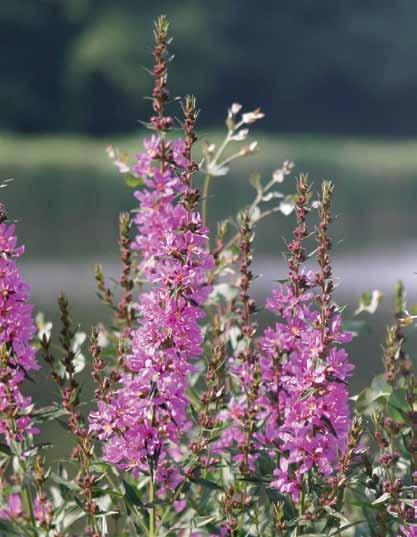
<box><xmin>255</xmin><ymin>277</ymin><xmax>353</xmax><ymax>500</ymax></box>
<box><xmin>399</xmin><ymin>500</ymin><xmax>417</xmax><ymax>536</ymax></box>
<box><xmin>0</xmin><ymin>493</ymin><xmax>22</xmax><ymax>521</ymax></box>
<box><xmin>0</xmin><ymin>221</ymin><xmax>38</xmax><ymax>444</ymax></box>
<box><xmin>90</xmin><ymin>135</ymin><xmax>213</xmax><ymax>488</ymax></box>
<box><xmin>400</xmin><ymin>525</ymin><xmax>417</xmax><ymax>537</ymax></box>
<box><xmin>33</xmin><ymin>496</ymin><xmax>52</xmax><ymax>527</ymax></box>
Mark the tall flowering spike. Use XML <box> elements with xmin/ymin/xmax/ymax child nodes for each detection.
<box><xmin>315</xmin><ymin>180</ymin><xmax>335</xmax><ymax>353</ymax></box>
<box><xmin>117</xmin><ymin>212</ymin><xmax>134</xmax><ymax>327</ymax></box>
<box><xmin>218</xmin><ymin>211</ymin><xmax>260</xmax><ymax>475</ymax></box>
<box><xmin>384</xmin><ymin>281</ymin><xmax>413</xmax><ymax>386</ymax></box>
<box><xmin>150</xmin><ymin>15</ymin><xmax>173</xmax><ymax>133</ymax></box>
<box><xmin>256</xmin><ymin>177</ymin><xmax>354</xmax><ymax>502</ymax></box>
<box><xmin>0</xmin><ymin>205</ymin><xmax>38</xmax><ymax>444</ymax></box>
<box><xmin>288</xmin><ymin>173</ymin><xmax>310</xmax><ymax>296</ymax></box>
<box><xmin>89</xmin><ymin>19</ymin><xmax>214</xmax><ymax>493</ymax></box>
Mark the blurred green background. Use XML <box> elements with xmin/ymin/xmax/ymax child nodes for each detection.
<box><xmin>2</xmin><ymin>1</ymin><xmax>417</xmax><ymax>395</ymax></box>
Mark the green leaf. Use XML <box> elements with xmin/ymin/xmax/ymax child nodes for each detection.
<box><xmin>32</xmin><ymin>404</ymin><xmax>68</xmax><ymax>422</ymax></box>
<box><xmin>0</xmin><ymin>443</ymin><xmax>12</xmax><ymax>456</ymax></box>
<box><xmin>328</xmin><ymin>520</ymin><xmax>366</xmax><ymax>536</ymax></box>
<box><xmin>187</xmin><ymin>386</ymin><xmax>202</xmax><ymax>412</ymax></box>
<box><xmin>249</xmin><ymin>171</ymin><xmax>262</xmax><ymax>191</ymax></box>
<box><xmin>89</xmin><ymin>461</ymin><xmax>114</xmax><ymax>474</ymax></box>
<box><xmin>387</xmin><ymin>388</ymin><xmax>408</xmax><ymax>421</ymax></box>
<box><xmin>323</xmin><ymin>505</ymin><xmax>350</xmax><ymax>525</ymax></box>
<box><xmin>372</xmin><ymin>492</ymin><xmax>391</xmax><ymax>505</ymax></box>
<box><xmin>24</xmin><ymin>442</ymin><xmax>53</xmax><ymax>458</ymax></box>
<box><xmin>125</xmin><ymin>174</ymin><xmax>144</xmax><ymax>188</ymax></box>
<box><xmin>0</xmin><ymin>519</ymin><xmax>23</xmax><ymax>536</ymax></box>
<box><xmin>354</xmin><ymin>373</ymin><xmax>392</xmax><ymax>415</ymax></box>
<box><xmin>189</xmin><ymin>476</ymin><xmax>223</xmax><ymax>491</ymax></box>
<box><xmin>296</xmin><ymin>534</ymin><xmax>327</xmax><ymax>537</ymax></box>
<box><xmin>50</xmin><ymin>471</ymin><xmax>81</xmax><ymax>492</ymax></box>
<box><xmin>122</xmin><ymin>479</ymin><xmax>149</xmax><ymax>523</ymax></box>
<box><xmin>371</xmin><ymin>374</ymin><xmax>393</xmax><ymax>398</ymax></box>
<box><xmin>194</xmin><ymin>515</ymin><xmax>218</xmax><ymax>528</ymax></box>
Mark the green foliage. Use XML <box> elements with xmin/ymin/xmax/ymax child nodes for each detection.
<box><xmin>4</xmin><ymin>1</ymin><xmax>417</xmax><ymax>134</ymax></box>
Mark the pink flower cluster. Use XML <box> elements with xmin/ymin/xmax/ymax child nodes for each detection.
<box><xmin>399</xmin><ymin>500</ymin><xmax>417</xmax><ymax>536</ymax></box>
<box><xmin>0</xmin><ymin>492</ymin><xmax>52</xmax><ymax>527</ymax></box>
<box><xmin>0</xmin><ymin>222</ymin><xmax>38</xmax><ymax>444</ymax></box>
<box><xmin>401</xmin><ymin>524</ymin><xmax>417</xmax><ymax>537</ymax></box>
<box><xmin>90</xmin><ymin>137</ymin><xmax>213</xmax><ymax>485</ymax></box>
<box><xmin>256</xmin><ymin>278</ymin><xmax>353</xmax><ymax>501</ymax></box>
<box><xmin>0</xmin><ymin>493</ymin><xmax>22</xmax><ymax>521</ymax></box>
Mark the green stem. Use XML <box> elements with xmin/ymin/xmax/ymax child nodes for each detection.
<box><xmin>159</xmin><ymin>393</ymin><xmax>222</xmax><ymax>529</ymax></box>
<box><xmin>149</xmin><ymin>471</ymin><xmax>156</xmax><ymax>537</ymax></box>
<box><xmin>22</xmin><ymin>484</ymin><xmax>38</xmax><ymax>537</ymax></box>
<box><xmin>297</xmin><ymin>478</ymin><xmax>306</xmax><ymax>537</ymax></box>
<box><xmin>254</xmin><ymin>501</ymin><xmax>260</xmax><ymax>536</ymax></box>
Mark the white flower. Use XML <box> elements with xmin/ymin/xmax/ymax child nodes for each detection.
<box><xmin>241</xmin><ymin>141</ymin><xmax>259</xmax><ymax>156</ymax></box>
<box><xmin>262</xmin><ymin>191</ymin><xmax>283</xmax><ymax>202</ymax></box>
<box><xmin>273</xmin><ymin>169</ymin><xmax>285</xmax><ymax>183</ymax></box>
<box><xmin>272</xmin><ymin>168</ymin><xmax>284</xmax><ymax>183</ymax></box>
<box><xmin>107</xmin><ymin>145</ymin><xmax>130</xmax><ymax>173</ymax></box>
<box><xmin>97</xmin><ymin>325</ymin><xmax>109</xmax><ymax>348</ymax></box>
<box><xmin>230</xmin><ymin>102</ymin><xmax>242</xmax><ymax>115</ymax></box>
<box><xmin>35</xmin><ymin>312</ymin><xmax>53</xmax><ymax>342</ymax></box>
<box><xmin>242</xmin><ymin>109</ymin><xmax>265</xmax><ymax>124</ymax></box>
<box><xmin>106</xmin><ymin>145</ymin><xmax>116</xmax><ymax>159</ymax></box>
<box><xmin>273</xmin><ymin>160</ymin><xmax>294</xmax><ymax>183</ymax></box>
<box><xmin>231</xmin><ymin>128</ymin><xmax>249</xmax><ymax>141</ymax></box>
<box><xmin>206</xmin><ymin>162</ymin><xmax>230</xmax><ymax>176</ymax></box>
<box><xmin>71</xmin><ymin>332</ymin><xmax>87</xmax><ymax>374</ymax></box>
<box><xmin>114</xmin><ymin>159</ymin><xmax>130</xmax><ymax>174</ymax></box>
<box><xmin>279</xmin><ymin>199</ymin><xmax>295</xmax><ymax>216</ymax></box>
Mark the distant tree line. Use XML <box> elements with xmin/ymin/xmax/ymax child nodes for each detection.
<box><xmin>2</xmin><ymin>0</ymin><xmax>417</xmax><ymax>136</ymax></box>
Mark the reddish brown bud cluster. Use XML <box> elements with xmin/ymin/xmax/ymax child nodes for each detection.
<box><xmin>0</xmin><ymin>202</ymin><xmax>7</xmax><ymax>224</ymax></box>
<box><xmin>236</xmin><ymin>211</ymin><xmax>260</xmax><ymax>475</ymax></box>
<box><xmin>193</xmin><ymin>340</ymin><xmax>225</xmax><ymax>459</ymax></box>
<box><xmin>151</xmin><ymin>16</ymin><xmax>173</xmax><ymax>133</ymax></box>
<box><xmin>180</xmin><ymin>95</ymin><xmax>200</xmax><ymax>213</ymax></box>
<box><xmin>237</xmin><ymin>212</ymin><xmax>257</xmax><ymax>363</ymax></box>
<box><xmin>94</xmin><ymin>264</ymin><xmax>114</xmax><ymax>308</ymax></box>
<box><xmin>117</xmin><ymin>212</ymin><xmax>134</xmax><ymax>327</ymax></box>
<box><xmin>223</xmin><ymin>486</ymin><xmax>252</xmax><ymax>536</ymax></box>
<box><xmin>288</xmin><ymin>174</ymin><xmax>310</xmax><ymax>296</ymax></box>
<box><xmin>41</xmin><ymin>295</ymin><xmax>100</xmax><ymax>534</ymax></box>
<box><xmin>90</xmin><ymin>326</ymin><xmax>115</xmax><ymax>404</ymax></box>
<box><xmin>322</xmin><ymin>416</ymin><xmax>362</xmax><ymax>508</ymax></box>
<box><xmin>0</xmin><ymin>345</ymin><xmax>21</xmax><ymax>441</ymax></box>
<box><xmin>315</xmin><ymin>180</ymin><xmax>336</xmax><ymax>354</ymax></box>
